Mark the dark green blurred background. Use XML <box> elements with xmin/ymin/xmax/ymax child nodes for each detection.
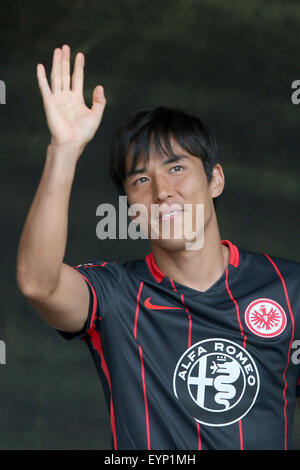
<box><xmin>1</xmin><ymin>0</ymin><xmax>299</xmax><ymax>449</ymax></box>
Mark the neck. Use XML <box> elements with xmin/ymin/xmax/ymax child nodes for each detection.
<box><xmin>150</xmin><ymin>212</ymin><xmax>230</xmax><ymax>293</ymax></box>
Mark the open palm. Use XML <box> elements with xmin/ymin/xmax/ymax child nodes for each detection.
<box><xmin>36</xmin><ymin>44</ymin><xmax>106</xmax><ymax>147</ymax></box>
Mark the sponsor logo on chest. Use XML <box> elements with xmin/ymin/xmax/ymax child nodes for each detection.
<box><xmin>173</xmin><ymin>338</ymin><xmax>260</xmax><ymax>426</ymax></box>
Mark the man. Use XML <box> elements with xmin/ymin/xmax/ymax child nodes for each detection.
<box><xmin>17</xmin><ymin>44</ymin><xmax>300</xmax><ymax>450</ymax></box>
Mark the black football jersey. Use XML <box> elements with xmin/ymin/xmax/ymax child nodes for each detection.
<box><xmin>57</xmin><ymin>240</ymin><xmax>300</xmax><ymax>450</ymax></box>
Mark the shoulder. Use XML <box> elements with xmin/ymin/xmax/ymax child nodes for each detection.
<box><xmin>238</xmin><ymin>244</ymin><xmax>300</xmax><ymax>281</ymax></box>
<box><xmin>72</xmin><ymin>256</ymin><xmax>147</xmax><ymax>280</ymax></box>
<box><xmin>73</xmin><ymin>259</ymin><xmax>122</xmax><ymax>272</ymax></box>
<box><xmin>72</xmin><ymin>258</ymin><xmax>124</xmax><ymax>286</ymax></box>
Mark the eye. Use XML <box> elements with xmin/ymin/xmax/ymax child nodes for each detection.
<box><xmin>134</xmin><ymin>176</ymin><xmax>148</xmax><ymax>185</ymax></box>
<box><xmin>170</xmin><ymin>165</ymin><xmax>184</xmax><ymax>173</ymax></box>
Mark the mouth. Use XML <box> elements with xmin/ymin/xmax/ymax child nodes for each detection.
<box><xmin>158</xmin><ymin>210</ymin><xmax>183</xmax><ymax>220</ymax></box>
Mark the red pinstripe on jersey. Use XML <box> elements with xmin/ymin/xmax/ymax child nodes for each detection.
<box><xmin>169</xmin><ymin>278</ymin><xmax>202</xmax><ymax>450</ymax></box>
<box><xmin>73</xmin><ymin>264</ymin><xmax>117</xmax><ymax>448</ymax></box>
<box><xmin>180</xmin><ymin>294</ymin><xmax>192</xmax><ymax>349</ymax></box>
<box><xmin>196</xmin><ymin>422</ymin><xmax>202</xmax><ymax>449</ymax></box>
<box><xmin>225</xmin><ymin>261</ymin><xmax>245</xmax><ymax>450</ymax></box>
<box><xmin>264</xmin><ymin>253</ymin><xmax>295</xmax><ymax>451</ymax></box>
<box><xmin>179</xmin><ymin>293</ymin><xmax>202</xmax><ymax>450</ymax></box>
<box><xmin>134</xmin><ymin>281</ymin><xmax>151</xmax><ymax>449</ymax></box>
<box><xmin>88</xmin><ymin>331</ymin><xmax>118</xmax><ymax>449</ymax></box>
<box><xmin>225</xmin><ymin>268</ymin><xmax>244</xmax><ymax>337</ymax></box>
<box><xmin>134</xmin><ymin>282</ymin><xmax>144</xmax><ymax>340</ymax></box>
<box><xmin>169</xmin><ymin>278</ymin><xmax>178</xmax><ymax>292</ymax></box>
<box><xmin>139</xmin><ymin>345</ymin><xmax>151</xmax><ymax>450</ymax></box>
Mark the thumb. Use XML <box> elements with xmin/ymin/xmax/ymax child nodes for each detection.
<box><xmin>91</xmin><ymin>85</ymin><xmax>106</xmax><ymax>117</ymax></box>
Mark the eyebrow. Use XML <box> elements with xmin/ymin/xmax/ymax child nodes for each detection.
<box><xmin>125</xmin><ymin>154</ymin><xmax>189</xmax><ymax>179</ymax></box>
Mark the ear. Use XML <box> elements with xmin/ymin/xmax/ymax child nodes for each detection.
<box><xmin>209</xmin><ymin>164</ymin><xmax>225</xmax><ymax>199</ymax></box>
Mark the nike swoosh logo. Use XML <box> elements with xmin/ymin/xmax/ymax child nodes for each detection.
<box><xmin>144</xmin><ymin>297</ymin><xmax>183</xmax><ymax>310</ymax></box>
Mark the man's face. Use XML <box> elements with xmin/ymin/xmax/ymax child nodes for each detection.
<box><xmin>123</xmin><ymin>137</ymin><xmax>224</xmax><ymax>251</ymax></box>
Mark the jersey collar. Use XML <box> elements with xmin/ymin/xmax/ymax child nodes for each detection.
<box><xmin>145</xmin><ymin>239</ymin><xmax>240</xmax><ymax>284</ymax></box>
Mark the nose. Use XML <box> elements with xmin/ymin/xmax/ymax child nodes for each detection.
<box><xmin>152</xmin><ymin>171</ymin><xmax>175</xmax><ymax>203</ymax></box>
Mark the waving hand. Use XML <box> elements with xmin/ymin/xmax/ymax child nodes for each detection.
<box><xmin>36</xmin><ymin>44</ymin><xmax>106</xmax><ymax>149</ymax></box>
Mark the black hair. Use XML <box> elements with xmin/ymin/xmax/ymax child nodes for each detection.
<box><xmin>109</xmin><ymin>106</ymin><xmax>220</xmax><ymax>209</ymax></box>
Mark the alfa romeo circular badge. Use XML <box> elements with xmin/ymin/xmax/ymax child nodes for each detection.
<box><xmin>173</xmin><ymin>338</ymin><xmax>260</xmax><ymax>427</ymax></box>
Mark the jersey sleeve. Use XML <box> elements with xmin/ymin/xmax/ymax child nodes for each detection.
<box><xmin>56</xmin><ymin>259</ymin><xmax>122</xmax><ymax>341</ymax></box>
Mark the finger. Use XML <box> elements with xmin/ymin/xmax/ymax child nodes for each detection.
<box><xmin>91</xmin><ymin>85</ymin><xmax>107</xmax><ymax>120</ymax></box>
<box><xmin>71</xmin><ymin>52</ymin><xmax>84</xmax><ymax>93</ymax></box>
<box><xmin>36</xmin><ymin>63</ymin><xmax>52</xmax><ymax>102</ymax></box>
<box><xmin>61</xmin><ymin>44</ymin><xmax>71</xmax><ymax>90</ymax></box>
<box><xmin>50</xmin><ymin>48</ymin><xmax>62</xmax><ymax>93</ymax></box>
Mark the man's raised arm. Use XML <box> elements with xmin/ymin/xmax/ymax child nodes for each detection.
<box><xmin>16</xmin><ymin>44</ymin><xmax>106</xmax><ymax>333</ymax></box>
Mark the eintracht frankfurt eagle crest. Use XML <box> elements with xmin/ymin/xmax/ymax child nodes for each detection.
<box><xmin>245</xmin><ymin>298</ymin><xmax>287</xmax><ymax>338</ymax></box>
